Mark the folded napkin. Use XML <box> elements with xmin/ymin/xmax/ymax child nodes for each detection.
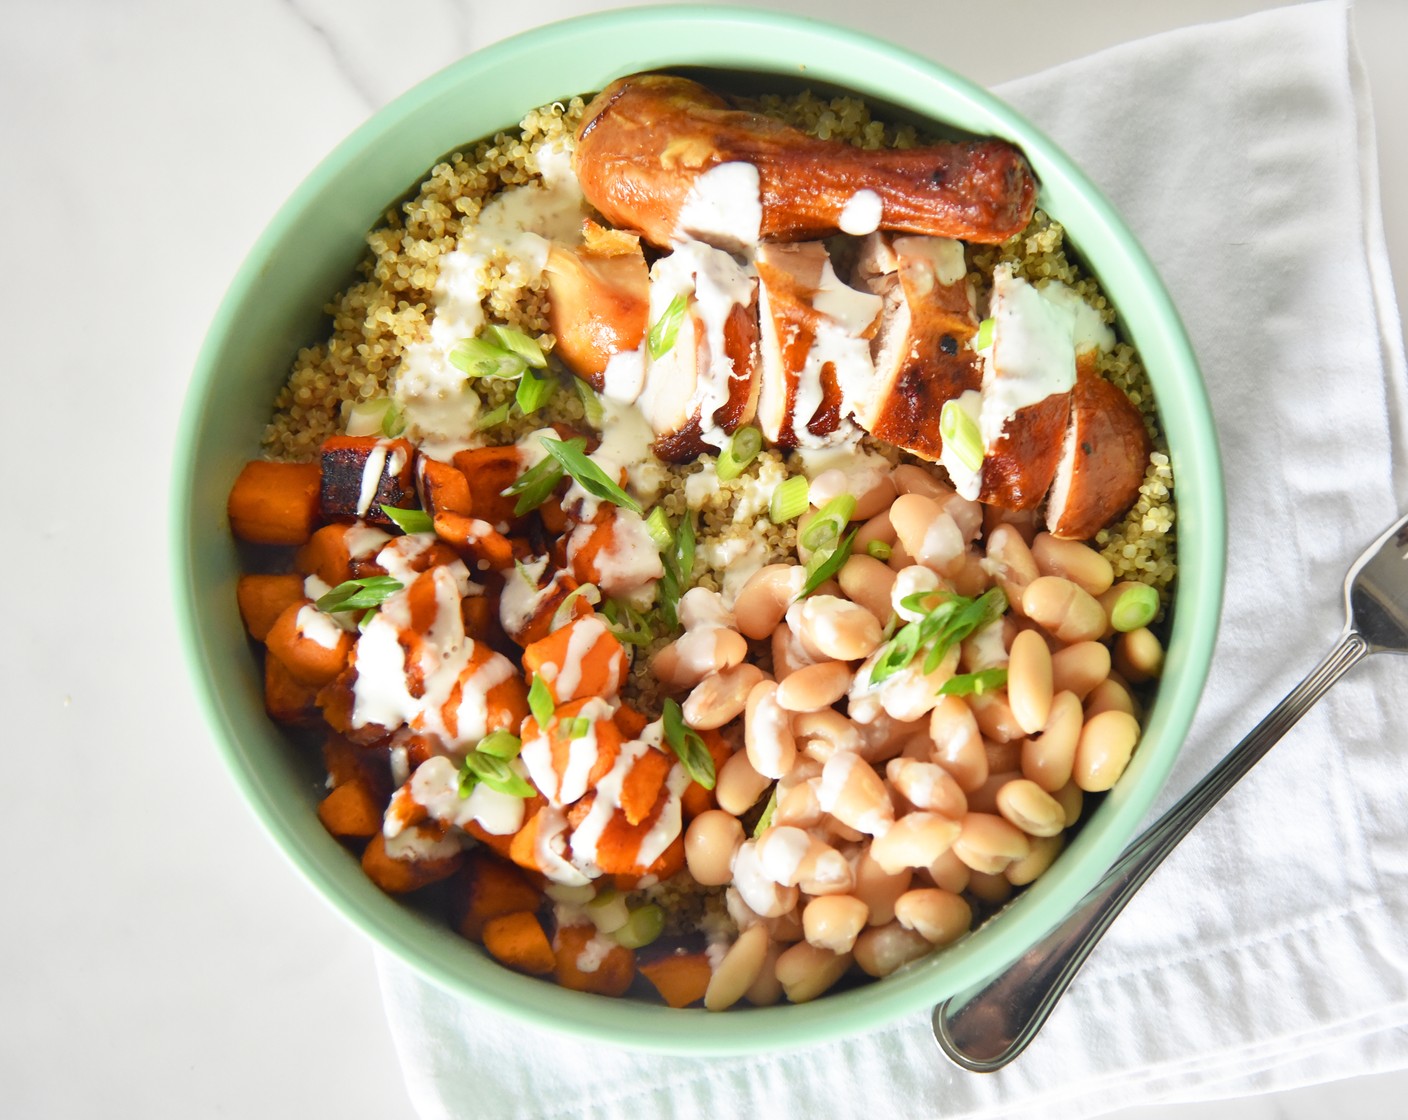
<box><xmin>378</xmin><ymin>3</ymin><xmax>1408</xmax><ymax>1116</ymax></box>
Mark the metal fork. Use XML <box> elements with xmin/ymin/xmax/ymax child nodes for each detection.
<box><xmin>932</xmin><ymin>511</ymin><xmax>1408</xmax><ymax>1072</ymax></box>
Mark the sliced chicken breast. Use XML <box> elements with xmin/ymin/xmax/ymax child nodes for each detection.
<box><xmin>543</xmin><ymin>222</ymin><xmax>650</xmax><ymax>388</ymax></box>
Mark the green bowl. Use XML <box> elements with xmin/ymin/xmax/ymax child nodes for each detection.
<box><xmin>172</xmin><ymin>4</ymin><xmax>1224</xmax><ymax>1055</ymax></box>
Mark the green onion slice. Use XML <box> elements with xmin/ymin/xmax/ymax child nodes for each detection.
<box><xmin>1110</xmin><ymin>582</ymin><xmax>1160</xmax><ymax>632</ymax></box>
<box><xmin>769</xmin><ymin>474</ymin><xmax>809</xmax><ymax>524</ymax></box>
<box><xmin>715</xmin><ymin>426</ymin><xmax>762</xmax><ymax>482</ymax></box>
<box><xmin>661</xmin><ymin>698</ymin><xmax>716</xmax><ymax>789</ymax></box>
<box><xmin>868</xmin><ymin>586</ymin><xmax>1008</xmax><ymax>685</ymax></box>
<box><xmin>937</xmin><ymin>668</ymin><xmax>1009</xmax><ymax>697</ymax></box>
<box><xmin>551</xmin><ymin>582</ymin><xmax>601</xmax><ymax>633</ymax></box>
<box><xmin>866</xmin><ymin>539</ymin><xmax>893</xmax><ymax>561</ymax></box>
<box><xmin>801</xmin><ymin>493</ymin><xmax>857</xmax><ymax>552</ymax></box>
<box><xmin>462</xmin><ymin>751</ymin><xmax>535</xmax><ymax>798</ymax></box>
<box><xmin>515</xmin><ymin>369</ymin><xmax>557</xmax><ymax>416</ymax></box>
<box><xmin>527</xmin><ymin>673</ymin><xmax>555</xmax><ymax>728</ymax></box>
<box><xmin>975</xmin><ymin>317</ymin><xmax>995</xmax><ymax>351</ymax></box>
<box><xmin>450</xmin><ymin>336</ymin><xmax>527</xmax><ymax>380</ymax></box>
<box><xmin>940</xmin><ymin>398</ymin><xmax>985</xmax><ymax>474</ymax></box>
<box><xmin>563</xmin><ymin>717</ymin><xmax>592</xmax><ymax>741</ymax></box>
<box><xmin>475</xmin><ymin>730</ymin><xmax>523</xmax><ymax>760</ymax></box>
<box><xmin>614</xmin><ymin>903</ymin><xmax>665</xmax><ymax>949</ymax></box>
<box><xmin>602</xmin><ymin>598</ymin><xmax>656</xmax><ymax>647</ymax></box>
<box><xmin>539</xmin><ymin>436</ymin><xmax>642</xmax><ymax>515</ymax></box>
<box><xmin>315</xmin><ymin>575</ymin><xmax>404</xmax><ymax>614</ymax></box>
<box><xmin>644</xmin><ymin>506</ymin><xmax>673</xmax><ymax>551</ymax></box>
<box><xmin>800</xmin><ymin>527</ymin><xmax>858</xmax><ymax>598</ymax></box>
<box><xmin>647</xmin><ymin>293</ymin><xmax>689</xmax><ymax>360</ymax></box>
<box><xmin>380</xmin><ymin>505</ymin><xmax>433</xmax><ymax>535</ymax></box>
<box><xmin>752</xmin><ymin>784</ymin><xmax>779</xmax><ymax>838</ymax></box>
<box><xmin>573</xmin><ymin>377</ymin><xmax>605</xmax><ymax>428</ymax></box>
<box><xmin>473</xmin><ymin>398</ymin><xmax>514</xmax><ymax>432</ymax></box>
<box><xmin>503</xmin><ymin>453</ymin><xmax>567</xmax><ymax>517</ymax></box>
<box><xmin>484</xmin><ymin>324</ymin><xmax>548</xmax><ymax>369</ymax></box>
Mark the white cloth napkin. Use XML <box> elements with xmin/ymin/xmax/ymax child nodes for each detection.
<box><xmin>377</xmin><ymin>3</ymin><xmax>1408</xmax><ymax>1116</ymax></box>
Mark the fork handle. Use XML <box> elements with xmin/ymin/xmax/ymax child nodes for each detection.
<box><xmin>931</xmin><ymin>628</ymin><xmax>1372</xmax><ymax>1072</ymax></box>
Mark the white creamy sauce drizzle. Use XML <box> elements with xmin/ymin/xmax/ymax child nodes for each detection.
<box><xmin>672</xmin><ymin>162</ymin><xmax>763</xmax><ymax>253</ymax></box>
<box><xmin>294</xmin><ymin>604</ymin><xmax>344</xmax><ymax>650</ymax></box>
<box><xmin>892</xmin><ymin>235</ymin><xmax>968</xmax><ymax>289</ymax></box>
<box><xmin>838</xmin><ymin>189</ymin><xmax>883</xmax><ymax>236</ymax></box>
<box><xmin>356</xmin><ymin>440</ymin><xmax>391</xmax><ymax>516</ymax></box>
<box><xmin>939</xmin><ymin>388</ymin><xmax>985</xmax><ymax>500</ymax></box>
<box><xmin>566</xmin><ymin>511</ymin><xmax>664</xmax><ymax>599</ymax></box>
<box><xmin>400</xmin><ymin>754</ymin><xmax>526</xmax><ymax>837</ymax></box>
<box><xmin>384</xmin><ymin>823</ymin><xmax>465</xmax><ymax>862</ymax></box>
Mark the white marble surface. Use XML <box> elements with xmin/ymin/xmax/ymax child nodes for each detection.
<box><xmin>4</xmin><ymin>0</ymin><xmax>1406</xmax><ymax>1117</ymax></box>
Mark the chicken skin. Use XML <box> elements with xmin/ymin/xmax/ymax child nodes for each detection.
<box><xmin>574</xmin><ymin>74</ymin><xmax>1038</xmax><ymax>251</ymax></box>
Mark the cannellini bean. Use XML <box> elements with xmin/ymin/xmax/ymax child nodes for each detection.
<box><xmin>745</xmin><ymin>680</ymin><xmax>797</xmax><ymax>780</ymax></box>
<box><xmin>704</xmin><ymin>923</ymin><xmax>770</xmax><ymax>1012</ymax></box>
<box><xmin>678</xmin><ymin>586</ymin><xmax>736</xmax><ymax>631</ymax></box>
<box><xmin>1074</xmin><ymin>709</ymin><xmax>1140</xmax><ymax>791</ymax></box>
<box><xmin>983</xmin><ymin>503</ymin><xmax>1039</xmax><ymax>544</ymax></box>
<box><xmin>940</xmin><ymin>492</ymin><xmax>984</xmax><ymax>544</ymax></box>
<box><xmin>870</xmin><ymin>812</ymin><xmax>962</xmax><ymax>874</ymax></box>
<box><xmin>775</xmin><ymin>941</ymin><xmax>852</xmax><ymax>1003</ymax></box>
<box><xmin>772</xmin><ymin>625</ymin><xmax>816</xmax><ymax>681</ymax></box>
<box><xmin>928</xmin><ymin>694</ymin><xmax>989</xmax><ymax>792</ymax></box>
<box><xmin>894</xmin><ymin>888</ymin><xmax>972</xmax><ymax>945</ymax></box>
<box><xmin>995</xmin><ymin>778</ymin><xmax>1066</xmax><ymax>838</ymax></box>
<box><xmin>755</xmin><ymin>827</ymin><xmax>853</xmax><ymax>895</ymax></box>
<box><xmin>960</xmin><ymin>617</ymin><xmax>1010</xmax><ymax>674</ymax></box>
<box><xmin>823</xmin><ymin>817</ymin><xmax>866</xmax><ymax>845</ymax></box>
<box><xmin>838</xmin><ymin>554</ymin><xmax>898</xmax><ymax>625</ymax></box>
<box><xmin>852</xmin><ymin>850</ymin><xmax>912</xmax><ymax>926</ymax></box>
<box><xmin>1114</xmin><ymin>627</ymin><xmax>1164</xmax><ymax>683</ymax></box>
<box><xmin>795</xmin><ymin>595</ymin><xmax>883</xmax><ymax>662</ymax></box>
<box><xmin>953</xmin><ymin>811</ymin><xmax>1031</xmax><ymax>874</ymax></box>
<box><xmin>887</xmin><ymin>538</ymin><xmax>917</xmax><ymax>572</ymax></box>
<box><xmin>1031</xmin><ymin>533</ymin><xmax>1114</xmax><ymax>595</ymax></box>
<box><xmin>802</xmin><ymin>894</ymin><xmax>870</xmax><ymax>953</ymax></box>
<box><xmin>1022</xmin><ymin>575</ymin><xmax>1107</xmax><ymax>643</ymax></box>
<box><xmin>964</xmin><ymin>769</ymin><xmax>1021</xmax><ymax>815</ymax></box>
<box><xmin>984</xmin><ymin>523</ymin><xmax>1039</xmax><ymax>615</ymax></box>
<box><xmin>1021</xmin><ymin>689</ymin><xmax>1083</xmax><ymax>792</ymax></box>
<box><xmin>966</xmin><ymin>870</ymin><xmax>1014</xmax><ymax>905</ymax></box>
<box><xmin>854</xmin><ymin>509</ymin><xmax>897</xmax><ymax>553</ymax></box>
<box><xmin>1005</xmin><ymin>833</ymin><xmax>1064</xmax><ymax>886</ymax></box>
<box><xmin>744</xmin><ymin>940</ymin><xmax>785</xmax><ymax>1006</ymax></box>
<box><xmin>807</xmin><ymin>468</ymin><xmax>850</xmax><ymax>509</ymax></box>
<box><xmin>774</xmin><ymin>778</ymin><xmax>824</xmax><ymax>829</ymax></box>
<box><xmin>793</xmin><ymin>708</ymin><xmax>862</xmax><ymax>762</ymax></box>
<box><xmin>925</xmin><ymin>845</ymin><xmax>972</xmax><ymax>894</ymax></box>
<box><xmin>853</xmin><ymin>472</ymin><xmax>900</xmax><ymax>520</ymax></box>
<box><xmin>685</xmin><ymin>810</ymin><xmax>745</xmax><ymax>886</ymax></box>
<box><xmin>818</xmin><ymin>751</ymin><xmax>894</xmax><ymax>836</ymax></box>
<box><xmin>734</xmin><ymin>564</ymin><xmax>806</xmax><ymax>640</ymax></box>
<box><xmin>984</xmin><ymin>738</ymin><xmax>1022</xmax><ymax>774</ymax></box>
<box><xmin>950</xmin><ymin>549</ymin><xmax>991</xmax><ymax>597</ymax></box>
<box><xmin>857</xmin><ymin>712</ymin><xmax>926</xmax><ymax>765</ymax></box>
<box><xmin>683</xmin><ymin>662</ymin><xmax>766</xmax><ymax>730</ymax></box>
<box><xmin>1085</xmin><ymin>677</ymin><xmax>1136</xmax><ymax>719</ymax></box>
<box><xmin>1052</xmin><ymin>780</ymin><xmax>1084</xmax><ymax>827</ymax></box>
<box><xmin>731</xmin><ymin>840</ymin><xmax>800</xmax><ymax>919</ymax></box>
<box><xmin>885</xmin><ymin>758</ymin><xmax>968</xmax><ymax>819</ymax></box>
<box><xmin>766</xmin><ymin>907</ymin><xmax>805</xmax><ymax>945</ymax></box>
<box><xmin>871</xmin><ymin>643</ymin><xmax>959</xmax><ymax>723</ymax></box>
<box><xmin>651</xmin><ymin>626</ymin><xmax>747</xmax><ymax>687</ymax></box>
<box><xmin>1050</xmin><ymin>641</ymin><xmax>1111</xmax><ymax>700</ymax></box>
<box><xmin>716</xmin><ymin>749</ymin><xmax>771</xmax><ymax>816</ymax></box>
<box><xmin>970</xmin><ymin>691</ymin><xmax>1025</xmax><ymax>744</ymax></box>
<box><xmin>893</xmin><ymin>463</ymin><xmax>949</xmax><ymax>498</ymax></box>
<box><xmin>1007</xmin><ymin>628</ymin><xmax>1054</xmax><ymax>735</ymax></box>
<box><xmin>890</xmin><ymin>493</ymin><xmax>965</xmax><ymax>576</ymax></box>
<box><xmin>854</xmin><ymin>922</ymin><xmax>933</xmax><ymax>978</ymax></box>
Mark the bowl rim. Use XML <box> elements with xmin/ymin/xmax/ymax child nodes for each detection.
<box><xmin>172</xmin><ymin>2</ymin><xmax>1225</xmax><ymax>1055</ymax></box>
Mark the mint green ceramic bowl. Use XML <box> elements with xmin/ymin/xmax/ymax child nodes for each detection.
<box><xmin>173</xmin><ymin>5</ymin><xmax>1224</xmax><ymax>1055</ymax></box>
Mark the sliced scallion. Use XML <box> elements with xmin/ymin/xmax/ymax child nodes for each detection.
<box><xmin>380</xmin><ymin>505</ymin><xmax>433</xmax><ymax>535</ymax></box>
<box><xmin>752</xmin><ymin>784</ymin><xmax>778</xmax><ymax>838</ymax></box>
<box><xmin>475</xmin><ymin>730</ymin><xmax>523</xmax><ymax>760</ymax></box>
<box><xmin>644</xmin><ymin>506</ymin><xmax>673</xmax><ymax>551</ymax></box>
<box><xmin>936</xmin><ymin>668</ymin><xmax>1009</xmax><ymax>697</ymax></box>
<box><xmin>647</xmin><ymin>293</ymin><xmax>688</xmax><ymax>359</ymax></box>
<box><xmin>474</xmin><ymin>399</ymin><xmax>514</xmax><ymax>431</ymax></box>
<box><xmin>462</xmin><ymin>751</ymin><xmax>535</xmax><ymax>798</ymax></box>
<box><xmin>550</xmin><ymin>582</ymin><xmax>600</xmax><ymax>633</ymax></box>
<box><xmin>527</xmin><ymin>673</ymin><xmax>554</xmax><ymax>728</ymax></box>
<box><xmin>866</xmin><ymin>539</ymin><xmax>893</xmax><ymax>561</ymax></box>
<box><xmin>975</xmin><ymin>317</ymin><xmax>995</xmax><ymax>351</ymax></box>
<box><xmin>574</xmin><ymin>376</ymin><xmax>605</xmax><ymax>428</ymax></box>
<box><xmin>484</xmin><ymin>324</ymin><xmax>548</xmax><ymax>369</ymax></box>
<box><xmin>801</xmin><ymin>494</ymin><xmax>858</xmax><ymax>552</ymax></box>
<box><xmin>715</xmin><ymin>426</ymin><xmax>762</xmax><ymax>481</ymax></box>
<box><xmin>540</xmin><ymin>436</ymin><xmax>642</xmax><ymax>515</ymax></box>
<box><xmin>1110</xmin><ymin>582</ymin><xmax>1160</xmax><ymax>632</ymax></box>
<box><xmin>661</xmin><ymin>698</ymin><xmax>715</xmax><ymax>789</ymax></box>
<box><xmin>769</xmin><ymin>474</ymin><xmax>809</xmax><ymax>524</ymax></box>
<box><xmin>940</xmin><ymin>398</ymin><xmax>985</xmax><ymax>473</ymax></box>
<box><xmin>613</xmin><ymin>903</ymin><xmax>665</xmax><ymax>949</ymax></box>
<box><xmin>315</xmin><ymin>575</ymin><xmax>404</xmax><ymax>614</ymax></box>
<box><xmin>602</xmin><ymin>598</ymin><xmax>656</xmax><ymax>647</ymax></box>
<box><xmin>503</xmin><ymin>454</ymin><xmax>566</xmax><ymax>516</ymax></box>
<box><xmin>562</xmin><ymin>717</ymin><xmax>592</xmax><ymax>741</ymax></box>
<box><xmin>800</xmin><ymin>527</ymin><xmax>858</xmax><ymax>598</ymax></box>
<box><xmin>515</xmin><ymin>368</ymin><xmax>556</xmax><ymax>416</ymax></box>
<box><xmin>450</xmin><ymin>336</ymin><xmax>526</xmax><ymax>380</ymax></box>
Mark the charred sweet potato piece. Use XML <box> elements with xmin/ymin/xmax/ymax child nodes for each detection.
<box><xmin>264</xmin><ymin>654</ymin><xmax>321</xmax><ymax>726</ymax></box>
<box><xmin>361</xmin><ymin>829</ymin><xmax>462</xmax><ymax>894</ymax></box>
<box><xmin>521</xmin><ymin>616</ymin><xmax>628</xmax><ymax>704</ymax></box>
<box><xmin>433</xmin><ymin>512</ymin><xmax>515</xmax><ymax>571</ymax></box>
<box><xmin>316</xmin><ymin>666</ymin><xmax>392</xmax><ymax>746</ymax></box>
<box><xmin>553</xmin><ymin>924</ymin><xmax>636</xmax><ymax>996</ymax></box>
<box><xmin>227</xmin><ymin>459</ymin><xmax>322</xmax><ymax>545</ymax></box>
<box><xmin>319</xmin><ymin>436</ymin><xmax>417</xmax><ymax>527</ymax></box>
<box><xmin>451</xmin><ymin>851</ymin><xmax>545</xmax><ymax>941</ymax></box>
<box><xmin>264</xmin><ymin>601</ymin><xmax>354</xmax><ymax>687</ymax></box>
<box><xmin>639</xmin><ymin>951</ymin><xmax>713</xmax><ymax>1008</ymax></box>
<box><xmin>451</xmin><ymin>446</ymin><xmax>523</xmax><ymax>526</ymax></box>
<box><xmin>619</xmin><ymin>748</ymin><xmax>674</xmax><ymax>827</ymax></box>
<box><xmin>417</xmin><ymin>456</ymin><xmax>473</xmax><ymax>519</ymax></box>
<box><xmin>236</xmin><ymin>573</ymin><xmax>306</xmax><ymax>642</ymax></box>
<box><xmin>483</xmin><ymin>911</ymin><xmax>557</xmax><ymax>975</ymax></box>
<box><xmin>294</xmin><ymin>523</ymin><xmax>359</xmax><ymax>586</ymax></box>
<box><xmin>316</xmin><ymin>778</ymin><xmax>383</xmax><ymax>839</ymax></box>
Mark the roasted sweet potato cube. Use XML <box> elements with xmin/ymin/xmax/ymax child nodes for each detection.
<box><xmin>451</xmin><ymin>851</ymin><xmax>545</xmax><ymax>941</ymax></box>
<box><xmin>295</xmin><ymin>523</ymin><xmax>357</xmax><ymax>586</ymax></box>
<box><xmin>553</xmin><ymin>924</ymin><xmax>635</xmax><ymax>996</ymax></box>
<box><xmin>319</xmin><ymin>436</ymin><xmax>417</xmax><ymax>526</ymax></box>
<box><xmin>521</xmin><ymin>616</ymin><xmax>627</xmax><ymax>705</ymax></box>
<box><xmin>433</xmin><ymin>512</ymin><xmax>515</xmax><ymax>571</ymax></box>
<box><xmin>237</xmin><ymin>574</ymin><xmax>305</xmax><ymax>641</ymax></box>
<box><xmin>228</xmin><ymin>459</ymin><xmax>322</xmax><ymax>545</ymax></box>
<box><xmin>451</xmin><ymin>446</ymin><xmax>523</xmax><ymax>525</ymax></box>
<box><xmin>638</xmin><ymin>952</ymin><xmax>713</xmax><ymax>1008</ymax></box>
<box><xmin>317</xmin><ymin>778</ymin><xmax>383</xmax><ymax>839</ymax></box>
<box><xmin>264</xmin><ymin>601</ymin><xmax>354</xmax><ymax>686</ymax></box>
<box><xmin>417</xmin><ymin>456</ymin><xmax>473</xmax><ymax>518</ymax></box>
<box><xmin>361</xmin><ymin>830</ymin><xmax>462</xmax><ymax>894</ymax></box>
<box><xmin>264</xmin><ymin>654</ymin><xmax>320</xmax><ymax>726</ymax></box>
<box><xmin>482</xmin><ymin>911</ymin><xmax>556</xmax><ymax>975</ymax></box>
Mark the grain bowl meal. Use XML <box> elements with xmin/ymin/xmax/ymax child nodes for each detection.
<box><xmin>226</xmin><ymin>73</ymin><xmax>1175</xmax><ymax>1012</ymax></box>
